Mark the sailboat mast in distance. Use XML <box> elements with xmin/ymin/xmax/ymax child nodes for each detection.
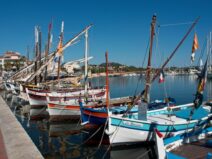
<box><xmin>144</xmin><ymin>15</ymin><xmax>156</xmax><ymax>103</ymax></box>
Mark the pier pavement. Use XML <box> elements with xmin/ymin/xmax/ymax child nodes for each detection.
<box><xmin>0</xmin><ymin>96</ymin><xmax>43</xmax><ymax>159</ymax></box>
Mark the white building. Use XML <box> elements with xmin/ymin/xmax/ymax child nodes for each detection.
<box><xmin>0</xmin><ymin>51</ymin><xmax>25</xmax><ymax>71</ymax></box>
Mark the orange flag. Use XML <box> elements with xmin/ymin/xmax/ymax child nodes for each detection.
<box><xmin>191</xmin><ymin>33</ymin><xmax>199</xmax><ymax>62</ymax></box>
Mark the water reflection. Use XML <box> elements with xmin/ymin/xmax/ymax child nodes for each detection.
<box><xmin>14</xmin><ymin>111</ymin><xmax>155</xmax><ymax>159</ymax></box>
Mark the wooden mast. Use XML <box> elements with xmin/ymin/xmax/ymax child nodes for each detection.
<box><xmin>34</xmin><ymin>26</ymin><xmax>39</xmax><ymax>85</ymax></box>
<box><xmin>57</xmin><ymin>21</ymin><xmax>64</xmax><ymax>82</ymax></box>
<box><xmin>84</xmin><ymin>29</ymin><xmax>88</xmax><ymax>94</ymax></box>
<box><xmin>105</xmin><ymin>51</ymin><xmax>109</xmax><ymax>108</ymax></box>
<box><xmin>27</xmin><ymin>45</ymin><xmax>30</xmax><ymax>65</ymax></box>
<box><xmin>144</xmin><ymin>15</ymin><xmax>156</xmax><ymax>103</ymax></box>
<box><xmin>44</xmin><ymin>22</ymin><xmax>52</xmax><ymax>81</ymax></box>
<box><xmin>26</xmin><ymin>45</ymin><xmax>30</xmax><ymax>75</ymax></box>
<box><xmin>38</xmin><ymin>27</ymin><xmax>42</xmax><ymax>83</ymax></box>
<box><xmin>26</xmin><ymin>24</ymin><xmax>93</xmax><ymax>83</ymax></box>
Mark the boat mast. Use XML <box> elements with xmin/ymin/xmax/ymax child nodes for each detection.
<box><xmin>38</xmin><ymin>28</ymin><xmax>42</xmax><ymax>83</ymax></box>
<box><xmin>27</xmin><ymin>45</ymin><xmax>30</xmax><ymax>65</ymax></box>
<box><xmin>57</xmin><ymin>21</ymin><xmax>64</xmax><ymax>81</ymax></box>
<box><xmin>105</xmin><ymin>51</ymin><xmax>109</xmax><ymax>107</ymax></box>
<box><xmin>34</xmin><ymin>26</ymin><xmax>39</xmax><ymax>85</ymax></box>
<box><xmin>26</xmin><ymin>45</ymin><xmax>30</xmax><ymax>74</ymax></box>
<box><xmin>25</xmin><ymin>24</ymin><xmax>93</xmax><ymax>83</ymax></box>
<box><xmin>84</xmin><ymin>30</ymin><xmax>88</xmax><ymax>93</ymax></box>
<box><xmin>210</xmin><ymin>32</ymin><xmax>212</xmax><ymax>71</ymax></box>
<box><xmin>44</xmin><ymin>22</ymin><xmax>52</xmax><ymax>81</ymax></box>
<box><xmin>144</xmin><ymin>15</ymin><xmax>156</xmax><ymax>103</ymax></box>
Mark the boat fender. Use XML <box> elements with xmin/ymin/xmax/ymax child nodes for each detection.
<box><xmin>105</xmin><ymin>128</ymin><xmax>115</xmax><ymax>135</ymax></box>
<box><xmin>81</xmin><ymin>121</ymin><xmax>89</xmax><ymax>126</ymax></box>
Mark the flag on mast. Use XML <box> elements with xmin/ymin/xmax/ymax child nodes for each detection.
<box><xmin>197</xmin><ymin>59</ymin><xmax>207</xmax><ymax>94</ymax></box>
<box><xmin>191</xmin><ymin>33</ymin><xmax>199</xmax><ymax>62</ymax></box>
<box><xmin>193</xmin><ymin>55</ymin><xmax>208</xmax><ymax>108</ymax></box>
<box><xmin>159</xmin><ymin>70</ymin><xmax>165</xmax><ymax>83</ymax></box>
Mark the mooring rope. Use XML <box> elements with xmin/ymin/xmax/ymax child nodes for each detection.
<box><xmin>70</xmin><ymin>124</ymin><xmax>103</xmax><ymax>149</ymax></box>
<box><xmin>83</xmin><ymin>118</ymin><xmax>109</xmax><ymax>159</ymax></box>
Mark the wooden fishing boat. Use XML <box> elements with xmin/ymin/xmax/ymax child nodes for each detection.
<box><xmin>27</xmin><ymin>87</ymin><xmax>106</xmax><ymax>119</ymax></box>
<box><xmin>106</xmin><ymin>104</ymin><xmax>211</xmax><ymax>145</ymax></box>
<box><xmin>47</xmin><ymin>89</ymin><xmax>108</xmax><ymax>121</ymax></box>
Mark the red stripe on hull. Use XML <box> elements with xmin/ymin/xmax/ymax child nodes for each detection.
<box><xmin>83</xmin><ymin>110</ymin><xmax>108</xmax><ymax>118</ymax></box>
<box><xmin>48</xmin><ymin>103</ymin><xmax>80</xmax><ymax>110</ymax></box>
<box><xmin>28</xmin><ymin>94</ymin><xmax>46</xmax><ymax>100</ymax></box>
<box><xmin>48</xmin><ymin>103</ymin><xmax>97</xmax><ymax>110</ymax></box>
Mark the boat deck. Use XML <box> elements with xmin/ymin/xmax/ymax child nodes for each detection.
<box><xmin>147</xmin><ymin>114</ymin><xmax>187</xmax><ymax>124</ymax></box>
<box><xmin>109</xmin><ymin>97</ymin><xmax>133</xmax><ymax>105</ymax></box>
<box><xmin>172</xmin><ymin>136</ymin><xmax>212</xmax><ymax>159</ymax></box>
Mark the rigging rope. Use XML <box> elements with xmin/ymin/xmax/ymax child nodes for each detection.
<box><xmin>158</xmin><ymin>21</ymin><xmax>193</xmax><ymax>27</ymax></box>
<box><xmin>197</xmin><ymin>37</ymin><xmax>207</xmax><ymax>66</ymax></box>
<box><xmin>133</xmin><ymin>37</ymin><xmax>150</xmax><ymax>96</ymax></box>
<box><xmin>155</xmin><ymin>25</ymin><xmax>161</xmax><ymax>68</ymax></box>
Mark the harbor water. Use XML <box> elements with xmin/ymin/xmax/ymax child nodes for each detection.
<box><xmin>4</xmin><ymin>75</ymin><xmax>212</xmax><ymax>159</ymax></box>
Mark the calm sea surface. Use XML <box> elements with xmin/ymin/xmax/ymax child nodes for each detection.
<box><xmin>10</xmin><ymin>75</ymin><xmax>212</xmax><ymax>159</ymax></box>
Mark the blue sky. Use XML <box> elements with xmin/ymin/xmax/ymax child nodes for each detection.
<box><xmin>0</xmin><ymin>0</ymin><xmax>211</xmax><ymax>67</ymax></box>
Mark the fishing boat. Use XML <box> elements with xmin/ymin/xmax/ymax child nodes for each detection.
<box><xmin>27</xmin><ymin>86</ymin><xmax>106</xmax><ymax>119</ymax></box>
<box><xmin>46</xmin><ymin>89</ymin><xmax>108</xmax><ymax>121</ymax></box>
<box><xmin>104</xmin><ymin>15</ymin><xmax>212</xmax><ymax>146</ymax></box>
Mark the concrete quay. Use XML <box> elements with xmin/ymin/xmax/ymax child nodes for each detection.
<box><xmin>0</xmin><ymin>96</ymin><xmax>43</xmax><ymax>159</ymax></box>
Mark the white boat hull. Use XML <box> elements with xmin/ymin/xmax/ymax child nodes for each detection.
<box><xmin>26</xmin><ymin>88</ymin><xmax>106</xmax><ymax>118</ymax></box>
<box><xmin>107</xmin><ymin>124</ymin><xmax>192</xmax><ymax>145</ymax></box>
<box><xmin>106</xmin><ymin>103</ymin><xmax>211</xmax><ymax>146</ymax></box>
<box><xmin>48</xmin><ymin>103</ymin><xmax>81</xmax><ymax>121</ymax></box>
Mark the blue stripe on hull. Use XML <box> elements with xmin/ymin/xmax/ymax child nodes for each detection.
<box><xmin>110</xmin><ymin>117</ymin><xmax>205</xmax><ymax>132</ymax></box>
